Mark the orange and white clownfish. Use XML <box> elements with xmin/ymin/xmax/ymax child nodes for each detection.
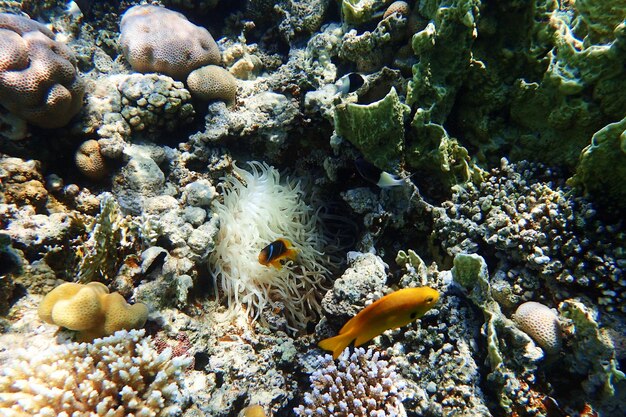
<box><xmin>258</xmin><ymin>238</ymin><xmax>298</xmax><ymax>270</ymax></box>
<box><xmin>318</xmin><ymin>286</ymin><xmax>440</xmax><ymax>359</ymax></box>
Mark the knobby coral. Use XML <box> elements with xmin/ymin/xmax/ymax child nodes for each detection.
<box><xmin>38</xmin><ymin>282</ymin><xmax>148</xmax><ymax>341</ymax></box>
<box><xmin>0</xmin><ymin>13</ymin><xmax>84</xmax><ymax>128</ymax></box>
<box><xmin>294</xmin><ymin>348</ymin><xmax>407</xmax><ymax>416</ymax></box>
<box><xmin>208</xmin><ymin>162</ymin><xmax>332</xmax><ymax>331</ymax></box>
<box><xmin>0</xmin><ymin>329</ymin><xmax>191</xmax><ymax>417</ymax></box>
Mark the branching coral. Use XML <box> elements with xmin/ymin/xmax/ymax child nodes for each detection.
<box><xmin>208</xmin><ymin>162</ymin><xmax>332</xmax><ymax>331</ymax></box>
<box><xmin>294</xmin><ymin>348</ymin><xmax>407</xmax><ymax>416</ymax></box>
<box><xmin>0</xmin><ymin>329</ymin><xmax>191</xmax><ymax>416</ymax></box>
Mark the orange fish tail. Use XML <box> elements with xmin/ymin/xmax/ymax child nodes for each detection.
<box><xmin>318</xmin><ymin>332</ymin><xmax>355</xmax><ymax>359</ymax></box>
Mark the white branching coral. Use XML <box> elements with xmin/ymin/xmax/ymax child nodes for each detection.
<box><xmin>0</xmin><ymin>329</ymin><xmax>191</xmax><ymax>417</ymax></box>
<box><xmin>209</xmin><ymin>161</ymin><xmax>331</xmax><ymax>331</ymax></box>
<box><xmin>295</xmin><ymin>348</ymin><xmax>407</xmax><ymax>417</ymax></box>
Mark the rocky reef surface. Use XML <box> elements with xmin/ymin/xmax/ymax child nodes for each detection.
<box><xmin>0</xmin><ymin>1</ymin><xmax>624</xmax><ymax>416</ymax></box>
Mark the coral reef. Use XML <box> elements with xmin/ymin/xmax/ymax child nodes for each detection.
<box><xmin>0</xmin><ymin>329</ymin><xmax>191</xmax><ymax>416</ymax></box>
<box><xmin>38</xmin><ymin>281</ymin><xmax>148</xmax><ymax>341</ymax></box>
<box><xmin>294</xmin><ymin>348</ymin><xmax>407</xmax><ymax>416</ymax></box>
<box><xmin>209</xmin><ymin>162</ymin><xmax>332</xmax><ymax>331</ymax></box>
<box><xmin>0</xmin><ymin>13</ymin><xmax>84</xmax><ymax>128</ymax></box>
<box><xmin>119</xmin><ymin>4</ymin><xmax>220</xmax><ymax>80</ymax></box>
<box><xmin>433</xmin><ymin>159</ymin><xmax>626</xmax><ymax>313</ymax></box>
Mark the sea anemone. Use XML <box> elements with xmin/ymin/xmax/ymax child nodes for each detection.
<box><xmin>209</xmin><ymin>161</ymin><xmax>332</xmax><ymax>331</ymax></box>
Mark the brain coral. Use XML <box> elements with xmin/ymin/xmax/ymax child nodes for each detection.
<box><xmin>513</xmin><ymin>301</ymin><xmax>562</xmax><ymax>354</ymax></box>
<box><xmin>120</xmin><ymin>5</ymin><xmax>221</xmax><ymax>80</ymax></box>
<box><xmin>0</xmin><ymin>329</ymin><xmax>191</xmax><ymax>416</ymax></box>
<box><xmin>208</xmin><ymin>162</ymin><xmax>332</xmax><ymax>331</ymax></box>
<box><xmin>38</xmin><ymin>282</ymin><xmax>148</xmax><ymax>341</ymax></box>
<box><xmin>75</xmin><ymin>139</ymin><xmax>106</xmax><ymax>180</ymax></box>
<box><xmin>186</xmin><ymin>64</ymin><xmax>237</xmax><ymax>103</ymax></box>
<box><xmin>0</xmin><ymin>13</ymin><xmax>84</xmax><ymax>128</ymax></box>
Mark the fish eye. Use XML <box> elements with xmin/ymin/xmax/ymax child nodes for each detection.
<box><xmin>426</xmin><ymin>297</ymin><xmax>434</xmax><ymax>303</ymax></box>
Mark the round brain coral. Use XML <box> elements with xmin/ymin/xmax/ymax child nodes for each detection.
<box><xmin>75</xmin><ymin>140</ymin><xmax>106</xmax><ymax>180</ymax></box>
<box><xmin>119</xmin><ymin>5</ymin><xmax>221</xmax><ymax>80</ymax></box>
<box><xmin>208</xmin><ymin>162</ymin><xmax>332</xmax><ymax>331</ymax></box>
<box><xmin>186</xmin><ymin>64</ymin><xmax>237</xmax><ymax>103</ymax></box>
<box><xmin>513</xmin><ymin>301</ymin><xmax>562</xmax><ymax>354</ymax></box>
<box><xmin>0</xmin><ymin>13</ymin><xmax>84</xmax><ymax>128</ymax></box>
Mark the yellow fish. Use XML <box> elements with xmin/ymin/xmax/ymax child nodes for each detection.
<box><xmin>318</xmin><ymin>287</ymin><xmax>440</xmax><ymax>359</ymax></box>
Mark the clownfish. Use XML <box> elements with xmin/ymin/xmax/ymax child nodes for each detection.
<box><xmin>318</xmin><ymin>286</ymin><xmax>440</xmax><ymax>359</ymax></box>
<box><xmin>355</xmin><ymin>157</ymin><xmax>410</xmax><ymax>188</ymax></box>
<box><xmin>258</xmin><ymin>238</ymin><xmax>298</xmax><ymax>270</ymax></box>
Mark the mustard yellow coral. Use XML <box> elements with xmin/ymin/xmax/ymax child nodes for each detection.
<box><xmin>38</xmin><ymin>282</ymin><xmax>148</xmax><ymax>341</ymax></box>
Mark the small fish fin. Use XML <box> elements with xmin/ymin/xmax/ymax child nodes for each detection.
<box><xmin>285</xmin><ymin>248</ymin><xmax>298</xmax><ymax>261</ymax></box>
<box><xmin>270</xmin><ymin>259</ymin><xmax>284</xmax><ymax>270</ymax></box>
<box><xmin>318</xmin><ymin>332</ymin><xmax>356</xmax><ymax>359</ymax></box>
<box><xmin>378</xmin><ymin>172</ymin><xmax>405</xmax><ymax>187</ymax></box>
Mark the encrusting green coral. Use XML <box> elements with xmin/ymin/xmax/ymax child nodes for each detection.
<box><xmin>334</xmin><ymin>87</ymin><xmax>409</xmax><ymax>171</ymax></box>
<box><xmin>570</xmin><ymin>116</ymin><xmax>626</xmax><ymax>211</ymax></box>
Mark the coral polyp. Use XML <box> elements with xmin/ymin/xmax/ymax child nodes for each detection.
<box><xmin>209</xmin><ymin>162</ymin><xmax>331</xmax><ymax>331</ymax></box>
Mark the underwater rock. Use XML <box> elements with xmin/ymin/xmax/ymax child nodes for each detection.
<box><xmin>320</xmin><ymin>251</ymin><xmax>387</xmax><ymax>320</ymax></box>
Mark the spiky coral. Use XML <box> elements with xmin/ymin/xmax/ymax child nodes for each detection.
<box><xmin>209</xmin><ymin>162</ymin><xmax>331</xmax><ymax>331</ymax></box>
<box><xmin>0</xmin><ymin>329</ymin><xmax>190</xmax><ymax>416</ymax></box>
<box><xmin>295</xmin><ymin>348</ymin><xmax>407</xmax><ymax>416</ymax></box>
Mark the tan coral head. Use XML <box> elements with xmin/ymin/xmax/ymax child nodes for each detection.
<box><xmin>38</xmin><ymin>282</ymin><xmax>148</xmax><ymax>341</ymax></box>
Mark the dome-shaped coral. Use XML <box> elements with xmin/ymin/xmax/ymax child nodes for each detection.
<box><xmin>186</xmin><ymin>64</ymin><xmax>237</xmax><ymax>103</ymax></box>
<box><xmin>208</xmin><ymin>162</ymin><xmax>332</xmax><ymax>331</ymax></box>
<box><xmin>513</xmin><ymin>301</ymin><xmax>562</xmax><ymax>354</ymax></box>
<box><xmin>75</xmin><ymin>140</ymin><xmax>107</xmax><ymax>180</ymax></box>
<box><xmin>119</xmin><ymin>5</ymin><xmax>221</xmax><ymax>80</ymax></box>
<box><xmin>0</xmin><ymin>13</ymin><xmax>84</xmax><ymax>128</ymax></box>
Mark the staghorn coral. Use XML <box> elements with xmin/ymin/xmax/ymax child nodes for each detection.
<box><xmin>119</xmin><ymin>4</ymin><xmax>221</xmax><ymax>80</ymax></box>
<box><xmin>0</xmin><ymin>329</ymin><xmax>191</xmax><ymax>416</ymax></box>
<box><xmin>38</xmin><ymin>281</ymin><xmax>148</xmax><ymax>341</ymax></box>
<box><xmin>0</xmin><ymin>13</ymin><xmax>84</xmax><ymax>128</ymax></box>
<box><xmin>186</xmin><ymin>65</ymin><xmax>237</xmax><ymax>103</ymax></box>
<box><xmin>208</xmin><ymin>161</ymin><xmax>332</xmax><ymax>331</ymax></box>
<box><xmin>294</xmin><ymin>348</ymin><xmax>407</xmax><ymax>416</ymax></box>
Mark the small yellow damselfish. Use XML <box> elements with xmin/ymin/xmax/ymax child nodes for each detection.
<box><xmin>258</xmin><ymin>238</ymin><xmax>298</xmax><ymax>270</ymax></box>
<box><xmin>318</xmin><ymin>287</ymin><xmax>440</xmax><ymax>359</ymax></box>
